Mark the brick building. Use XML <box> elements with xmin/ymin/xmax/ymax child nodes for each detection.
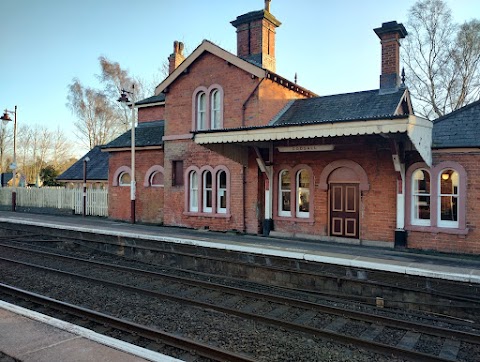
<box><xmin>102</xmin><ymin>3</ymin><xmax>480</xmax><ymax>254</ymax></box>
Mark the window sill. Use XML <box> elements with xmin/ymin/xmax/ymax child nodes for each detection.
<box><xmin>274</xmin><ymin>216</ymin><xmax>314</xmax><ymax>224</ymax></box>
<box><xmin>406</xmin><ymin>225</ymin><xmax>468</xmax><ymax>235</ymax></box>
<box><xmin>183</xmin><ymin>212</ymin><xmax>231</xmax><ymax>219</ymax></box>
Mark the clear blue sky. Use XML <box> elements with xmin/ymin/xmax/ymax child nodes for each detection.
<box><xmin>1</xmin><ymin>0</ymin><xmax>479</xmax><ymax>157</ymax></box>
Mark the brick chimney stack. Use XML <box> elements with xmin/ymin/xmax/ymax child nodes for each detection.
<box><xmin>231</xmin><ymin>2</ymin><xmax>281</xmax><ymax>72</ymax></box>
<box><xmin>374</xmin><ymin>21</ymin><xmax>408</xmax><ymax>93</ymax></box>
<box><xmin>168</xmin><ymin>41</ymin><xmax>185</xmax><ymax>74</ymax></box>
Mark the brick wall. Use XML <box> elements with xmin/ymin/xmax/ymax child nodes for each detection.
<box><xmin>138</xmin><ymin>104</ymin><xmax>164</xmax><ymax>124</ymax></box>
<box><xmin>108</xmin><ymin>149</ymin><xmax>164</xmax><ymax>223</ymax></box>
<box><xmin>407</xmin><ymin>151</ymin><xmax>480</xmax><ymax>254</ymax></box>
<box><xmin>267</xmin><ymin>136</ymin><xmax>397</xmax><ymax>243</ymax></box>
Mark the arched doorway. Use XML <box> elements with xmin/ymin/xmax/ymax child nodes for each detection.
<box><xmin>319</xmin><ymin>160</ymin><xmax>369</xmax><ymax>239</ymax></box>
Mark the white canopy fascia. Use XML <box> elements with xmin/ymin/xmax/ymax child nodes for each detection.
<box><xmin>195</xmin><ymin>115</ymin><xmax>433</xmax><ymax>166</ymax></box>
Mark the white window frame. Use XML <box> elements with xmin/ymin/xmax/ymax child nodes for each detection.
<box><xmin>118</xmin><ymin>171</ymin><xmax>130</xmax><ymax>187</ymax></box>
<box><xmin>437</xmin><ymin>169</ymin><xmax>459</xmax><ymax>228</ymax></box>
<box><xmin>211</xmin><ymin>89</ymin><xmax>221</xmax><ymax>129</ymax></box>
<box><xmin>203</xmin><ymin>171</ymin><xmax>213</xmax><ymax>213</ymax></box>
<box><xmin>217</xmin><ymin>170</ymin><xmax>227</xmax><ymax>214</ymax></box>
<box><xmin>278</xmin><ymin>170</ymin><xmax>291</xmax><ymax>217</ymax></box>
<box><xmin>149</xmin><ymin>171</ymin><xmax>164</xmax><ymax>187</ymax></box>
<box><xmin>296</xmin><ymin>169</ymin><xmax>310</xmax><ymax>218</ymax></box>
<box><xmin>197</xmin><ymin>92</ymin><xmax>206</xmax><ymax>130</ymax></box>
<box><xmin>411</xmin><ymin>169</ymin><xmax>431</xmax><ymax>226</ymax></box>
<box><xmin>189</xmin><ymin>171</ymin><xmax>198</xmax><ymax>212</ymax></box>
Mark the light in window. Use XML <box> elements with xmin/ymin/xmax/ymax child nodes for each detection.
<box><xmin>439</xmin><ymin>170</ymin><xmax>458</xmax><ymax>227</ymax></box>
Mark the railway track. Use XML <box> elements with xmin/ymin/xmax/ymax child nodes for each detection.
<box><xmin>1</xmin><ymin>241</ymin><xmax>480</xmax><ymax>361</ymax></box>
<box><xmin>0</xmin><ymin>283</ymin><xmax>254</xmax><ymax>362</ymax></box>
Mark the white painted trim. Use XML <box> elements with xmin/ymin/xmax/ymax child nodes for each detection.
<box><xmin>0</xmin><ymin>301</ymin><xmax>183</xmax><ymax>362</ymax></box>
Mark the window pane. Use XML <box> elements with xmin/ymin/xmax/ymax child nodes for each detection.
<box><xmin>197</xmin><ymin>93</ymin><xmax>206</xmax><ymax>130</ymax></box>
<box><xmin>217</xmin><ymin>170</ymin><xmax>227</xmax><ymax>213</ymax></box>
<box><xmin>190</xmin><ymin>172</ymin><xmax>198</xmax><ymax>211</ymax></box>
<box><xmin>440</xmin><ymin>170</ymin><xmax>458</xmax><ymax>195</ymax></box>
<box><xmin>211</xmin><ymin>90</ymin><xmax>221</xmax><ymax>129</ymax></box>
<box><xmin>281</xmin><ymin>170</ymin><xmax>290</xmax><ymax>188</ymax></box>
<box><xmin>440</xmin><ymin>196</ymin><xmax>458</xmax><ymax>221</ymax></box>
<box><xmin>415</xmin><ymin>195</ymin><xmax>430</xmax><ymax>220</ymax></box>
<box><xmin>297</xmin><ymin>170</ymin><xmax>309</xmax><ymax>214</ymax></box>
<box><xmin>203</xmin><ymin>171</ymin><xmax>212</xmax><ymax>211</ymax></box>
<box><xmin>282</xmin><ymin>191</ymin><xmax>291</xmax><ymax>211</ymax></box>
<box><xmin>150</xmin><ymin>171</ymin><xmax>164</xmax><ymax>186</ymax></box>
<box><xmin>119</xmin><ymin>172</ymin><xmax>130</xmax><ymax>186</ymax></box>
<box><xmin>413</xmin><ymin>169</ymin><xmax>430</xmax><ymax>194</ymax></box>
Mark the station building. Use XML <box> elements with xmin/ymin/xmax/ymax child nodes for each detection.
<box><xmin>102</xmin><ymin>3</ymin><xmax>480</xmax><ymax>255</ymax></box>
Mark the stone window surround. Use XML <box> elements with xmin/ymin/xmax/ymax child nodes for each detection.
<box><xmin>184</xmin><ymin>165</ymin><xmax>231</xmax><ymax>218</ymax></box>
<box><xmin>144</xmin><ymin>165</ymin><xmax>164</xmax><ymax>187</ymax></box>
<box><xmin>405</xmin><ymin>161</ymin><xmax>468</xmax><ymax>235</ymax></box>
<box><xmin>192</xmin><ymin>84</ymin><xmax>224</xmax><ymax>131</ymax></box>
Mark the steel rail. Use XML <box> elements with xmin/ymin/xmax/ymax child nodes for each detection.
<box><xmin>1</xmin><ymin>242</ymin><xmax>479</xmax><ymax>342</ymax></box>
<box><xmin>0</xmin><ymin>283</ymin><xmax>256</xmax><ymax>362</ymax></box>
<box><xmin>1</xmin><ymin>255</ymin><xmax>476</xmax><ymax>362</ymax></box>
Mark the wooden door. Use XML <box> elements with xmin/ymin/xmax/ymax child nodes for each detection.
<box><xmin>330</xmin><ymin>183</ymin><xmax>359</xmax><ymax>238</ymax></box>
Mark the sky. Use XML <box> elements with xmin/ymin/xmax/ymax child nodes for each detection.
<box><xmin>1</xmin><ymin>0</ymin><xmax>479</xmax><ymax>157</ymax></box>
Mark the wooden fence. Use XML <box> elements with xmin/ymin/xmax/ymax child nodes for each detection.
<box><xmin>0</xmin><ymin>187</ymin><xmax>108</xmax><ymax>217</ymax></box>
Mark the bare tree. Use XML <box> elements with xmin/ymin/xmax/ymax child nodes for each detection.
<box><xmin>0</xmin><ymin>123</ymin><xmax>13</xmax><ymax>173</ymax></box>
<box><xmin>403</xmin><ymin>0</ymin><xmax>480</xmax><ymax>119</ymax></box>
<box><xmin>51</xmin><ymin>126</ymin><xmax>73</xmax><ymax>171</ymax></box>
<box><xmin>67</xmin><ymin>78</ymin><xmax>120</xmax><ymax>150</ymax></box>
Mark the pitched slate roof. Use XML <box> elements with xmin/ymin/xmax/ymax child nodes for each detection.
<box><xmin>102</xmin><ymin>120</ymin><xmax>165</xmax><ymax>150</ymax></box>
<box><xmin>273</xmin><ymin>88</ymin><xmax>407</xmax><ymax>126</ymax></box>
<box><xmin>432</xmin><ymin>99</ymin><xmax>480</xmax><ymax>149</ymax></box>
<box><xmin>135</xmin><ymin>93</ymin><xmax>165</xmax><ymax>106</ymax></box>
<box><xmin>57</xmin><ymin>146</ymin><xmax>109</xmax><ymax>182</ymax></box>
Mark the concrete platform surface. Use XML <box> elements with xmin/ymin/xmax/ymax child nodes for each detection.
<box><xmin>0</xmin><ymin>301</ymin><xmax>182</xmax><ymax>362</ymax></box>
<box><xmin>1</xmin><ymin>212</ymin><xmax>480</xmax><ymax>284</ymax></box>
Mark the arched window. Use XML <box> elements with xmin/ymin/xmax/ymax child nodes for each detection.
<box><xmin>296</xmin><ymin>169</ymin><xmax>310</xmax><ymax>218</ymax></box>
<box><xmin>411</xmin><ymin>169</ymin><xmax>431</xmax><ymax>226</ymax></box>
<box><xmin>119</xmin><ymin>171</ymin><xmax>131</xmax><ymax>186</ymax></box>
<box><xmin>197</xmin><ymin>92</ymin><xmax>206</xmax><ymax>130</ymax></box>
<box><xmin>279</xmin><ymin>170</ymin><xmax>291</xmax><ymax>217</ymax></box>
<box><xmin>211</xmin><ymin>89</ymin><xmax>221</xmax><ymax>129</ymax></box>
<box><xmin>217</xmin><ymin>170</ymin><xmax>227</xmax><ymax>214</ymax></box>
<box><xmin>149</xmin><ymin>171</ymin><xmax>164</xmax><ymax>187</ymax></box>
<box><xmin>203</xmin><ymin>171</ymin><xmax>213</xmax><ymax>212</ymax></box>
<box><xmin>438</xmin><ymin>169</ymin><xmax>459</xmax><ymax>228</ymax></box>
<box><xmin>189</xmin><ymin>171</ymin><xmax>198</xmax><ymax>212</ymax></box>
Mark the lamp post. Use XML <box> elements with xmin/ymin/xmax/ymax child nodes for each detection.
<box><xmin>1</xmin><ymin>106</ymin><xmax>17</xmax><ymax>212</ymax></box>
<box><xmin>117</xmin><ymin>85</ymin><xmax>136</xmax><ymax>224</ymax></box>
<box><xmin>83</xmin><ymin>156</ymin><xmax>90</xmax><ymax>217</ymax></box>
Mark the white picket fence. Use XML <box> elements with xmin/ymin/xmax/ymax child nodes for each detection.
<box><xmin>0</xmin><ymin>187</ymin><xmax>108</xmax><ymax>217</ymax></box>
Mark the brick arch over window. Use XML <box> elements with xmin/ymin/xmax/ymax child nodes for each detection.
<box><xmin>112</xmin><ymin>166</ymin><xmax>131</xmax><ymax>187</ymax></box>
<box><xmin>143</xmin><ymin>165</ymin><xmax>164</xmax><ymax>187</ymax></box>
<box><xmin>319</xmin><ymin>160</ymin><xmax>369</xmax><ymax>191</ymax></box>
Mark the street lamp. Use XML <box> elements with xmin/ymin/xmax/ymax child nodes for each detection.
<box><xmin>1</xmin><ymin>106</ymin><xmax>17</xmax><ymax>212</ymax></box>
<box><xmin>83</xmin><ymin>156</ymin><xmax>90</xmax><ymax>217</ymax></box>
<box><xmin>117</xmin><ymin>85</ymin><xmax>136</xmax><ymax>224</ymax></box>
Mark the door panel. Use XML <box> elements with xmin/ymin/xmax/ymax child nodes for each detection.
<box><xmin>330</xmin><ymin>183</ymin><xmax>359</xmax><ymax>239</ymax></box>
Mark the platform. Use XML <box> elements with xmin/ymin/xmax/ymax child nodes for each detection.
<box><xmin>0</xmin><ymin>301</ymin><xmax>181</xmax><ymax>362</ymax></box>
<box><xmin>0</xmin><ymin>211</ymin><xmax>479</xmax><ymax>284</ymax></box>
